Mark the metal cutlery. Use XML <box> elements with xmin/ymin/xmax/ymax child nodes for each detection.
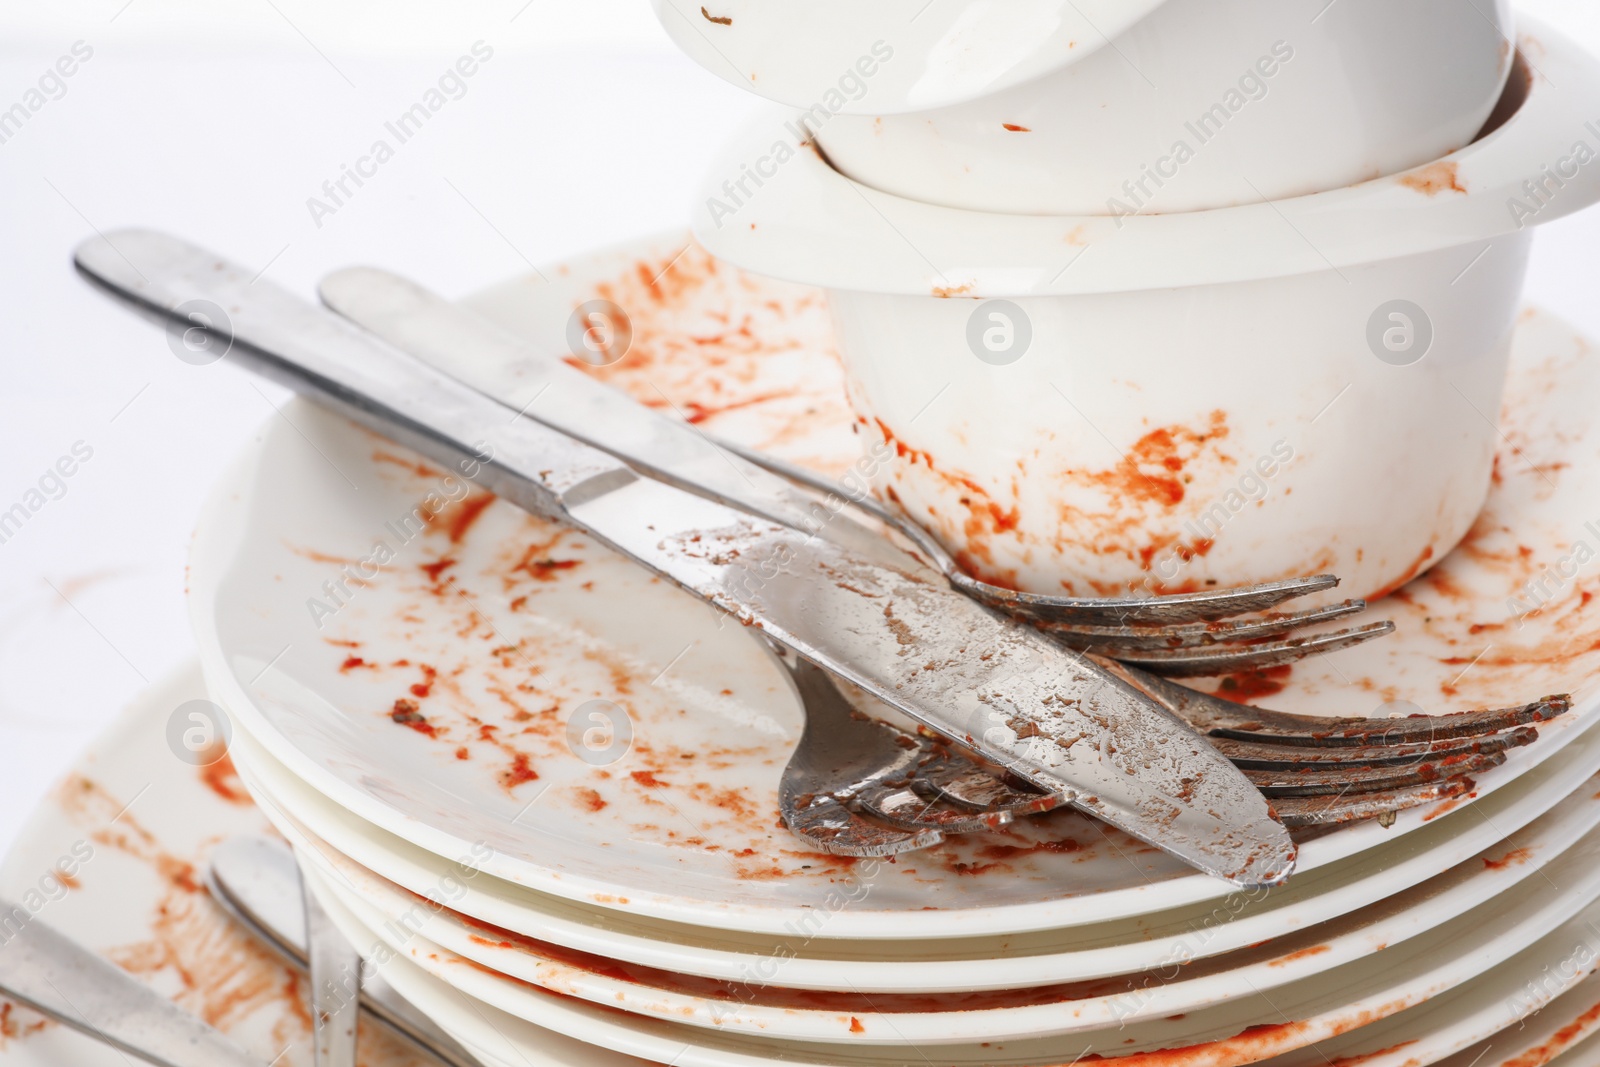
<box><xmin>789</xmin><ymin>658</ymin><xmax>1566</xmax><ymax>856</ymax></box>
<box><xmin>315</xmin><ymin>265</ymin><xmax>1393</xmax><ymax>671</ymax></box>
<box><xmin>302</xmin><ymin>871</ymin><xmax>361</xmax><ymax>1067</ymax></box>
<box><xmin>0</xmin><ymin>900</ymin><xmax>262</xmax><ymax>1067</ymax></box>
<box><xmin>774</xmin><ymin>649</ymin><xmax>1062</xmax><ymax>857</ymax></box>
<box><xmin>207</xmin><ymin>837</ymin><xmax>481</xmax><ymax>1067</ymax></box>
<box><xmin>76</xmin><ymin>229</ymin><xmax>1295</xmax><ymax>888</ymax></box>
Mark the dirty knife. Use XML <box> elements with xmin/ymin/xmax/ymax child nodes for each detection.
<box><xmin>74</xmin><ymin>229</ymin><xmax>1294</xmax><ymax>888</ymax></box>
<box><xmin>0</xmin><ymin>901</ymin><xmax>262</xmax><ymax>1067</ymax></box>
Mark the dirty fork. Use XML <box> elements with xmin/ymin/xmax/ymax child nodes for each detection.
<box><xmin>782</xmin><ymin>653</ymin><xmax>1569</xmax><ymax>854</ymax></box>
<box><xmin>775</xmin><ymin>648</ymin><xmax>1063</xmax><ymax>858</ymax></box>
<box><xmin>714</xmin><ymin>439</ymin><xmax>1394</xmax><ymax>674</ymax></box>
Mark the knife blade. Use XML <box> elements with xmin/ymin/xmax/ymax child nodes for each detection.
<box><xmin>207</xmin><ymin>838</ymin><xmax>479</xmax><ymax>1067</ymax></box>
<box><xmin>73</xmin><ymin>228</ymin><xmax>1294</xmax><ymax>888</ymax></box>
<box><xmin>0</xmin><ymin>900</ymin><xmax>262</xmax><ymax>1067</ymax></box>
<box><xmin>316</xmin><ymin>266</ymin><xmax>901</xmax><ymax>566</ymax></box>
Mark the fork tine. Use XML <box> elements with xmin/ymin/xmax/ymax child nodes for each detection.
<box><xmin>715</xmin><ymin>437</ymin><xmax>1354</xmax><ymax>630</ymax></box>
<box><xmin>1206</xmin><ymin>696</ymin><xmax>1570</xmax><ymax>746</ymax></box>
<box><xmin>1103</xmin><ymin>621</ymin><xmax>1395</xmax><ymax>675</ymax></box>
<box><xmin>910</xmin><ymin>755</ymin><xmax>1064</xmax><ymax>817</ymax></box>
<box><xmin>1246</xmin><ymin>748</ymin><xmax>1507</xmax><ymax>797</ymax></box>
<box><xmin>1099</xmin><ymin>657</ymin><xmax>1568</xmax><ymax>745</ymax></box>
<box><xmin>855</xmin><ymin>784</ymin><xmax>1015</xmax><ymax>834</ymax></box>
<box><xmin>1177</xmin><ymin>686</ymin><xmax>1570</xmax><ymax>747</ymax></box>
<box><xmin>959</xmin><ymin>573</ymin><xmax>1344</xmax><ymax>627</ymax></box>
<box><xmin>901</xmin><ymin>727</ymin><xmax>1523</xmax><ymax>807</ymax></box>
<box><xmin>784</xmin><ymin>794</ymin><xmax>946</xmax><ymax>857</ymax></box>
<box><xmin>1042</xmin><ymin>600</ymin><xmax>1368</xmax><ymax>652</ymax></box>
<box><xmin>1276</xmin><ymin>777</ymin><xmax>1476</xmax><ymax>828</ymax></box>
<box><xmin>1211</xmin><ymin>726</ymin><xmax>1538</xmax><ymax>769</ymax></box>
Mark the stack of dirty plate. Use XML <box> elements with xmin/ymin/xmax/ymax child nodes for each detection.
<box><xmin>193</xmin><ymin>224</ymin><xmax>1600</xmax><ymax>1067</ymax></box>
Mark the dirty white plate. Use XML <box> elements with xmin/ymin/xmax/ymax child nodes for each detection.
<box><xmin>5</xmin><ymin>666</ymin><xmax>1597</xmax><ymax>1067</ymax></box>
<box><xmin>265</xmin><ymin>730</ymin><xmax>1600</xmax><ymax>1046</ymax></box>
<box><xmin>189</xmin><ymin>234</ymin><xmax>1600</xmax><ymax>938</ymax></box>
<box><xmin>230</xmin><ymin>704</ymin><xmax>1600</xmax><ymax>997</ymax></box>
<box><xmin>307</xmin><ymin>857</ymin><xmax>1600</xmax><ymax>1067</ymax></box>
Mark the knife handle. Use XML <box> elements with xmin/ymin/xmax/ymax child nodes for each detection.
<box><xmin>0</xmin><ymin>901</ymin><xmax>262</xmax><ymax>1067</ymax></box>
<box><xmin>73</xmin><ymin>230</ymin><xmax>628</xmax><ymax>525</ymax></box>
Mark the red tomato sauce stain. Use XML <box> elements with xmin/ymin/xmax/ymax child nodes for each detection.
<box><xmin>389</xmin><ymin>699</ymin><xmax>438</xmax><ymax>738</ymax></box>
<box><xmin>976</xmin><ymin>839</ymin><xmax>1084</xmax><ymax>860</ymax></box>
<box><xmin>1499</xmin><ymin>997</ymin><xmax>1600</xmax><ymax>1067</ymax></box>
<box><xmin>0</xmin><ymin>1001</ymin><xmax>51</xmax><ymax>1043</ymax></box>
<box><xmin>436</xmin><ymin>887</ymin><xmax>1249</xmax><ymax>1014</ymax></box>
<box><xmin>872</xmin><ymin>410</ymin><xmax>1234</xmax><ymax>592</ymax></box>
<box><xmin>1483</xmin><ymin>846</ymin><xmax>1534</xmax><ymax>870</ymax></box>
<box><xmin>198</xmin><ymin>753</ymin><xmax>253</xmax><ymax>806</ymax></box>
<box><xmin>1105</xmin><ymin>415</ymin><xmax>1230</xmax><ymax>509</ymax></box>
<box><xmin>1269</xmin><ymin>943</ymin><xmax>1331</xmax><ymax>966</ymax></box>
<box><xmin>1422</xmin><ymin>793</ymin><xmax>1473</xmax><ymax>822</ymax></box>
<box><xmin>1368</xmin><ymin>546</ymin><xmax>1435</xmax><ymax>602</ymax></box>
<box><xmin>442</xmin><ymin>492</ymin><xmax>496</xmax><ymax>544</ymax></box>
<box><xmin>683</xmin><ymin>391</ymin><xmax>792</xmax><ymax>424</ymax></box>
<box><xmin>1216</xmin><ymin>664</ymin><xmax>1293</xmax><ymax>703</ymax></box>
<box><xmin>1329</xmin><ymin>1039</ymin><xmax>1420</xmax><ymax>1067</ymax></box>
<box><xmin>410</xmin><ymin>663</ymin><xmax>439</xmax><ymax>699</ymax></box>
<box><xmin>501</xmin><ymin>752</ymin><xmax>539</xmax><ymax>789</ymax></box>
<box><xmin>419</xmin><ymin>557</ymin><xmax>457</xmax><ymax>583</ymax></box>
<box><xmin>371</xmin><ymin>450</ymin><xmax>440</xmax><ymax>478</ymax></box>
<box><xmin>1399</xmin><ymin>161</ymin><xmax>1467</xmax><ymax>196</ymax></box>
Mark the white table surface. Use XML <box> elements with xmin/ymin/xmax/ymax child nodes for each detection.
<box><xmin>1</xmin><ymin>0</ymin><xmax>1599</xmax><ymax>859</ymax></box>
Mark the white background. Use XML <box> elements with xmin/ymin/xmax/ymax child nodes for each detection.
<box><xmin>0</xmin><ymin>1</ymin><xmax>1597</xmax><ymax>855</ymax></box>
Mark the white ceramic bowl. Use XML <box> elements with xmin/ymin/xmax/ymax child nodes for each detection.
<box><xmin>821</xmin><ymin>237</ymin><xmax>1529</xmax><ymax>602</ymax></box>
<box><xmin>693</xmin><ymin>27</ymin><xmax>1600</xmax><ymax>603</ymax></box>
<box><xmin>816</xmin><ymin>0</ymin><xmax>1517</xmax><ymax>215</ymax></box>
<box><xmin>649</xmin><ymin>0</ymin><xmax>1169</xmax><ymax>114</ymax></box>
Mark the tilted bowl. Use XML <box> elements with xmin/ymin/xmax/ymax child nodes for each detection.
<box><xmin>692</xmin><ymin>28</ymin><xmax>1600</xmax><ymax>603</ymax></box>
<box><xmin>815</xmin><ymin>0</ymin><xmax>1517</xmax><ymax>215</ymax></box>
